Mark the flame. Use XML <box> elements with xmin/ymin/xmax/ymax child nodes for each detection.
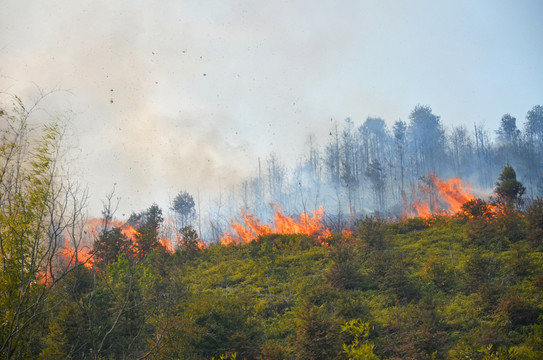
<box><xmin>221</xmin><ymin>206</ymin><xmax>331</xmax><ymax>245</ymax></box>
<box><xmin>404</xmin><ymin>174</ymin><xmax>502</xmax><ymax>219</ymax></box>
<box><xmin>61</xmin><ymin>237</ymin><xmax>94</xmax><ymax>269</ymax></box>
<box><xmin>36</xmin><ymin>268</ymin><xmax>51</xmax><ymax>286</ymax></box>
<box><xmin>159</xmin><ymin>237</ymin><xmax>175</xmax><ymax>253</ymax></box>
<box><xmin>120</xmin><ymin>223</ymin><xmax>139</xmax><ymax>240</ymax></box>
<box><xmin>404</xmin><ymin>174</ymin><xmax>474</xmax><ymax>218</ymax></box>
<box><xmin>87</xmin><ymin>217</ymin><xmax>206</xmax><ymax>254</ymax></box>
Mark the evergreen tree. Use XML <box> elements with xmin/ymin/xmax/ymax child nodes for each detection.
<box><xmin>495</xmin><ymin>166</ymin><xmax>526</xmax><ymax>209</ymax></box>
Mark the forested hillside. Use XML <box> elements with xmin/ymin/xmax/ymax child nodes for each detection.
<box><xmin>42</xmin><ymin>204</ymin><xmax>543</xmax><ymax>359</ymax></box>
<box><xmin>2</xmin><ymin>96</ymin><xmax>543</xmax><ymax>360</ymax></box>
<box><xmin>4</xmin><ymin>193</ymin><xmax>543</xmax><ymax>358</ymax></box>
<box><xmin>196</xmin><ymin>104</ymin><xmax>543</xmax><ymax>241</ymax></box>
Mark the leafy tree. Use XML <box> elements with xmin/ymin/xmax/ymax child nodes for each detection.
<box><xmin>130</xmin><ymin>204</ymin><xmax>164</xmax><ymax>260</ymax></box>
<box><xmin>497</xmin><ymin>114</ymin><xmax>521</xmax><ymax>146</ymax></box>
<box><xmin>341</xmin><ymin>319</ymin><xmax>379</xmax><ymax>360</ymax></box>
<box><xmin>449</xmin><ymin>125</ymin><xmax>475</xmax><ymax>176</ymax></box>
<box><xmin>181</xmin><ymin>295</ymin><xmax>262</xmax><ymax>359</ymax></box>
<box><xmin>407</xmin><ymin>105</ymin><xmax>445</xmax><ymax>176</ymax></box>
<box><xmin>495</xmin><ymin>166</ymin><xmax>525</xmax><ymax>209</ymax></box>
<box><xmin>93</xmin><ymin>227</ymin><xmax>131</xmax><ymax>269</ymax></box>
<box><xmin>365</xmin><ymin>159</ymin><xmax>386</xmax><ymax>212</ymax></box>
<box><xmin>525</xmin><ymin>198</ymin><xmax>543</xmax><ymax>247</ymax></box>
<box><xmin>0</xmin><ymin>94</ymin><xmax>88</xmax><ymax>359</ymax></box>
<box><xmin>354</xmin><ymin>216</ymin><xmax>388</xmax><ymax>251</ymax></box>
<box><xmin>462</xmin><ymin>253</ymin><xmax>503</xmax><ymax>297</ymax></box>
<box><xmin>379</xmin><ymin>256</ymin><xmax>420</xmax><ymax>304</ymax></box>
<box><xmin>177</xmin><ymin>225</ymin><xmax>202</xmax><ymax>259</ymax></box>
<box><xmin>172</xmin><ymin>190</ymin><xmax>196</xmax><ymax>229</ymax></box>
<box><xmin>325</xmin><ymin>241</ymin><xmax>364</xmax><ymax>290</ymax></box>
<box><xmin>295</xmin><ymin>303</ymin><xmax>342</xmax><ymax>360</ymax></box>
<box><xmin>525</xmin><ymin>105</ymin><xmax>543</xmax><ymax>146</ymax></box>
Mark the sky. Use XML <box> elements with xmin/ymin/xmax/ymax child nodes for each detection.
<box><xmin>1</xmin><ymin>0</ymin><xmax>542</xmax><ymax>216</ymax></box>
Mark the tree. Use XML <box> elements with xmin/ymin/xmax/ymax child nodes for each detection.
<box><xmin>128</xmin><ymin>204</ymin><xmax>164</xmax><ymax>260</ymax></box>
<box><xmin>325</xmin><ymin>120</ymin><xmax>341</xmax><ymax>186</ymax></box>
<box><xmin>524</xmin><ymin>106</ymin><xmax>543</xmax><ymax>196</ymax></box>
<box><xmin>171</xmin><ymin>191</ymin><xmax>196</xmax><ymax>229</ymax></box>
<box><xmin>365</xmin><ymin>160</ymin><xmax>386</xmax><ymax>212</ymax></box>
<box><xmin>177</xmin><ymin>225</ymin><xmax>202</xmax><ymax>258</ymax></box>
<box><xmin>525</xmin><ymin>105</ymin><xmax>543</xmax><ymax>154</ymax></box>
<box><xmin>407</xmin><ymin>105</ymin><xmax>445</xmax><ymax>177</ymax></box>
<box><xmin>266</xmin><ymin>153</ymin><xmax>286</xmax><ymax>204</ymax></box>
<box><xmin>295</xmin><ymin>303</ymin><xmax>342</xmax><ymax>360</ymax></box>
<box><xmin>0</xmin><ymin>93</ymin><xmax>88</xmax><ymax>359</ymax></box>
<box><xmin>497</xmin><ymin>114</ymin><xmax>520</xmax><ymax>147</ymax></box>
<box><xmin>496</xmin><ymin>114</ymin><xmax>521</xmax><ymax>167</ymax></box>
<box><xmin>449</xmin><ymin>125</ymin><xmax>474</xmax><ymax>177</ymax></box>
<box><xmin>325</xmin><ymin>241</ymin><xmax>364</xmax><ymax>290</ymax></box>
<box><xmin>341</xmin><ymin>319</ymin><xmax>379</xmax><ymax>360</ymax></box>
<box><xmin>495</xmin><ymin>166</ymin><xmax>525</xmax><ymax>209</ymax></box>
<box><xmin>341</xmin><ymin>118</ymin><xmax>360</xmax><ymax>216</ymax></box>
<box><xmin>93</xmin><ymin>188</ymin><xmax>132</xmax><ymax>268</ymax></box>
<box><xmin>474</xmin><ymin>123</ymin><xmax>494</xmax><ymax>187</ymax></box>
<box><xmin>93</xmin><ymin>227</ymin><xmax>131</xmax><ymax>269</ymax></box>
<box><xmin>526</xmin><ymin>198</ymin><xmax>543</xmax><ymax>247</ymax></box>
<box><xmin>359</xmin><ymin>117</ymin><xmax>389</xmax><ymax>168</ymax></box>
<box><xmin>393</xmin><ymin>120</ymin><xmax>407</xmax><ymax>198</ymax></box>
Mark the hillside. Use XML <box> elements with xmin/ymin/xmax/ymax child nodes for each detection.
<box><xmin>33</xmin><ymin>203</ymin><xmax>543</xmax><ymax>359</ymax></box>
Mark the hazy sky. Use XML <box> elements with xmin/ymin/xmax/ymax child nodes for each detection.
<box><xmin>1</xmin><ymin>0</ymin><xmax>542</xmax><ymax>216</ymax></box>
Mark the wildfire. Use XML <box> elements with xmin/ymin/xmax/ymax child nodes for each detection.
<box><xmin>61</xmin><ymin>237</ymin><xmax>94</xmax><ymax>269</ymax></box>
<box><xmin>221</xmin><ymin>206</ymin><xmax>332</xmax><ymax>245</ymax></box>
<box><xmin>159</xmin><ymin>237</ymin><xmax>175</xmax><ymax>253</ymax></box>
<box><xmin>404</xmin><ymin>174</ymin><xmax>501</xmax><ymax>219</ymax></box>
<box><xmin>89</xmin><ymin>217</ymin><xmax>205</xmax><ymax>255</ymax></box>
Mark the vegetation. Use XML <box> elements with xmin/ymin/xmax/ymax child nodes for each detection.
<box><xmin>2</xmin><ymin>96</ymin><xmax>543</xmax><ymax>359</ymax></box>
<box><xmin>17</xmin><ymin>202</ymin><xmax>539</xmax><ymax>360</ymax></box>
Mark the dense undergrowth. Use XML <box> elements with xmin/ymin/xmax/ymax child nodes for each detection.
<box><xmin>30</xmin><ymin>200</ymin><xmax>543</xmax><ymax>360</ymax></box>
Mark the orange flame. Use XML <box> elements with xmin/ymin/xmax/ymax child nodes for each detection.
<box><xmin>404</xmin><ymin>174</ymin><xmax>475</xmax><ymax>218</ymax></box>
<box><xmin>159</xmin><ymin>237</ymin><xmax>175</xmax><ymax>253</ymax></box>
<box><xmin>61</xmin><ymin>237</ymin><xmax>94</xmax><ymax>269</ymax></box>
<box><xmin>221</xmin><ymin>206</ymin><xmax>331</xmax><ymax>245</ymax></box>
<box><xmin>404</xmin><ymin>174</ymin><xmax>502</xmax><ymax>219</ymax></box>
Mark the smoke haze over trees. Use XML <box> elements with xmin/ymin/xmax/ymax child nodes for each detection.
<box><xmin>198</xmin><ymin>103</ymin><xmax>543</xmax><ymax>242</ymax></box>
<box><xmin>3</xmin><ymin>94</ymin><xmax>543</xmax><ymax>358</ymax></box>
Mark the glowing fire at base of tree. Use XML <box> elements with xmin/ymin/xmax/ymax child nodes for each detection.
<box><xmin>220</xmin><ymin>206</ymin><xmax>332</xmax><ymax>245</ymax></box>
<box><xmin>402</xmin><ymin>173</ymin><xmax>504</xmax><ymax>219</ymax></box>
<box><xmin>403</xmin><ymin>174</ymin><xmax>476</xmax><ymax>218</ymax></box>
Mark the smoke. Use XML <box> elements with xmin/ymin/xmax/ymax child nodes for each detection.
<box><xmin>1</xmin><ymin>0</ymin><xmax>542</xmax><ymax>219</ymax></box>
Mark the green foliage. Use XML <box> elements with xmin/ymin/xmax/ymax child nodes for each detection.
<box><xmin>210</xmin><ymin>353</ymin><xmax>237</xmax><ymax>360</ymax></box>
<box><xmin>93</xmin><ymin>226</ymin><xmax>131</xmax><ymax>268</ymax></box>
<box><xmin>0</xmin><ymin>95</ymin><xmax>87</xmax><ymax>359</ymax></box>
<box><xmin>495</xmin><ymin>166</ymin><xmax>526</xmax><ymax>209</ymax></box>
<box><xmin>20</xmin><ymin>211</ymin><xmax>543</xmax><ymax>359</ymax></box>
<box><xmin>3</xmin><ymin>157</ymin><xmax>542</xmax><ymax>359</ymax></box>
<box><xmin>526</xmin><ymin>198</ymin><xmax>543</xmax><ymax>247</ymax></box>
<box><xmin>325</xmin><ymin>240</ymin><xmax>366</xmax><ymax>290</ymax></box>
<box><xmin>341</xmin><ymin>319</ymin><xmax>379</xmax><ymax>360</ymax></box>
<box><xmin>478</xmin><ymin>344</ymin><xmax>517</xmax><ymax>360</ymax></box>
<box><xmin>460</xmin><ymin>198</ymin><xmax>493</xmax><ymax>219</ymax></box>
<box><xmin>129</xmin><ymin>203</ymin><xmax>164</xmax><ymax>260</ymax></box>
<box><xmin>172</xmin><ymin>190</ymin><xmax>196</xmax><ymax>228</ymax></box>
<box><xmin>295</xmin><ymin>302</ymin><xmax>342</xmax><ymax>360</ymax></box>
